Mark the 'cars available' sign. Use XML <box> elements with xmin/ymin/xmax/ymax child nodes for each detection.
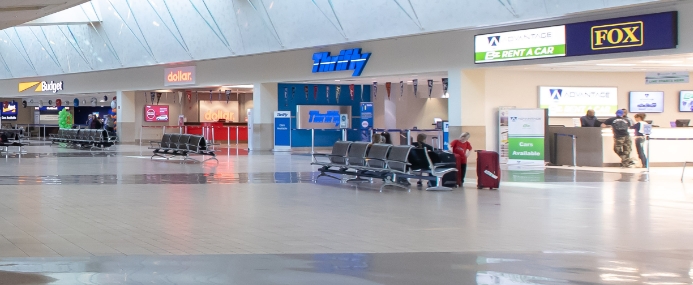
<box><xmin>164</xmin><ymin>66</ymin><xmax>196</xmax><ymax>86</ymax></box>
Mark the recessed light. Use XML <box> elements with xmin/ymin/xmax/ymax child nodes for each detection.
<box><xmin>407</xmin><ymin>81</ymin><xmax>412</xmax><ymax>83</ymax></box>
<box><xmin>596</xmin><ymin>64</ymin><xmax>636</xmax><ymax>66</ymax></box>
<box><xmin>334</xmin><ymin>80</ymin><xmax>340</xmax><ymax>82</ymax></box>
<box><xmin>640</xmin><ymin>60</ymin><xmax>683</xmax><ymax>64</ymax></box>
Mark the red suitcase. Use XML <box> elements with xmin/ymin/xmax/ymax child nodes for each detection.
<box><xmin>476</xmin><ymin>151</ymin><xmax>500</xmax><ymax>190</ymax></box>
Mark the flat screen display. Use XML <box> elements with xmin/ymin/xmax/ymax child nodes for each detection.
<box><xmin>629</xmin><ymin>92</ymin><xmax>664</xmax><ymax>113</ymax></box>
<box><xmin>680</xmin><ymin>91</ymin><xmax>693</xmax><ymax>112</ymax></box>
<box><xmin>1</xmin><ymin>101</ymin><xmax>18</xmax><ymax>120</ymax></box>
<box><xmin>144</xmin><ymin>105</ymin><xmax>169</xmax><ymax>122</ymax></box>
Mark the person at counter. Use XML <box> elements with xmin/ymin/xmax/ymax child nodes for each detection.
<box><xmin>580</xmin><ymin>109</ymin><xmax>601</xmax><ymax>127</ymax></box>
<box><xmin>602</xmin><ymin>110</ymin><xmax>636</xmax><ymax>168</ymax></box>
<box><xmin>632</xmin><ymin>113</ymin><xmax>648</xmax><ymax>168</ymax></box>
<box><xmin>622</xmin><ymin>109</ymin><xmax>635</xmax><ymax>125</ymax></box>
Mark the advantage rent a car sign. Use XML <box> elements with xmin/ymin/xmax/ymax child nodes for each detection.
<box><xmin>475</xmin><ymin>26</ymin><xmax>566</xmax><ymax>63</ymax></box>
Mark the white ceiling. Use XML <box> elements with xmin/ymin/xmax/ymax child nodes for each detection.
<box><xmin>496</xmin><ymin>53</ymin><xmax>693</xmax><ymax>73</ymax></box>
<box><xmin>0</xmin><ymin>0</ymin><xmax>89</xmax><ymax>30</ymax></box>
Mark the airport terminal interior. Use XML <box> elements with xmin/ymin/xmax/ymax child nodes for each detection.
<box><xmin>0</xmin><ymin>1</ymin><xmax>693</xmax><ymax>284</ymax></box>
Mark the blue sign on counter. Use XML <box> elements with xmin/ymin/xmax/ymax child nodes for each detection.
<box><xmin>274</xmin><ymin>111</ymin><xmax>291</xmax><ymax>151</ymax></box>
<box><xmin>360</xmin><ymin>102</ymin><xmax>373</xmax><ymax>142</ymax></box>
<box><xmin>442</xmin><ymin>122</ymin><xmax>449</xmax><ymax>151</ymax></box>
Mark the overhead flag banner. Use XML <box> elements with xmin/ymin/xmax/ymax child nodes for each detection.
<box><xmin>427</xmin><ymin>80</ymin><xmax>433</xmax><ymax>98</ymax></box>
<box><xmin>326</xmin><ymin>85</ymin><xmax>330</xmax><ymax>103</ymax></box>
<box><xmin>304</xmin><ymin>85</ymin><xmax>309</xmax><ymax>101</ymax></box>
<box><xmin>400</xmin><ymin>81</ymin><xmax>404</xmax><ymax>99</ymax></box>
<box><xmin>349</xmin><ymin>84</ymin><xmax>355</xmax><ymax>101</ymax></box>
<box><xmin>335</xmin><ymin>85</ymin><xmax>341</xmax><ymax>102</ymax></box>
<box><xmin>313</xmin><ymin>85</ymin><xmax>318</xmax><ymax>101</ymax></box>
<box><xmin>442</xmin><ymin>78</ymin><xmax>449</xmax><ymax>97</ymax></box>
<box><xmin>413</xmin><ymin>79</ymin><xmax>418</xmax><ymax>98</ymax></box>
<box><xmin>372</xmin><ymin>82</ymin><xmax>377</xmax><ymax>100</ymax></box>
<box><xmin>385</xmin><ymin>82</ymin><xmax>392</xmax><ymax>100</ymax></box>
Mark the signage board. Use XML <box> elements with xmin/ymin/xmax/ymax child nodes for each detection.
<box><xmin>199</xmin><ymin>101</ymin><xmax>239</xmax><ymax>122</ymax></box>
<box><xmin>312</xmin><ymin>48</ymin><xmax>371</xmax><ymax>76</ymax></box>
<box><xmin>274</xmin><ymin>111</ymin><xmax>291</xmax><ymax>151</ymax></box>
<box><xmin>360</xmin><ymin>102</ymin><xmax>373</xmax><ymax>142</ymax></box>
<box><xmin>144</xmin><ymin>105</ymin><xmax>169</xmax><ymax>122</ymax></box>
<box><xmin>646</xmin><ymin>72</ymin><xmax>689</xmax><ymax>84</ymax></box>
<box><xmin>498</xmin><ymin>106</ymin><xmax>516</xmax><ymax>164</ymax></box>
<box><xmin>680</xmin><ymin>91</ymin><xmax>693</xmax><ymax>112</ymax></box>
<box><xmin>442</xmin><ymin>122</ymin><xmax>449</xmax><ymax>151</ymax></box>
<box><xmin>474</xmin><ymin>26</ymin><xmax>566</xmax><ymax>63</ymax></box>
<box><xmin>507</xmin><ymin>109</ymin><xmax>546</xmax><ymax>167</ymax></box>
<box><xmin>296</xmin><ymin>105</ymin><xmax>352</xmax><ymax>129</ymax></box>
<box><xmin>565</xmin><ymin>12</ymin><xmax>678</xmax><ymax>56</ymax></box>
<box><xmin>1</xmin><ymin>101</ymin><xmax>18</xmax><ymax>120</ymax></box>
<box><xmin>18</xmin><ymin>81</ymin><xmax>64</xmax><ymax>93</ymax></box>
<box><xmin>38</xmin><ymin>106</ymin><xmax>65</xmax><ymax>124</ymax></box>
<box><xmin>629</xmin><ymin>91</ymin><xmax>664</xmax><ymax>113</ymax></box>
<box><xmin>339</xmin><ymin>114</ymin><xmax>349</xmax><ymax>129</ymax></box>
<box><xmin>539</xmin><ymin>87</ymin><xmax>618</xmax><ymax>117</ymax></box>
<box><xmin>164</xmin><ymin>66</ymin><xmax>196</xmax><ymax>86</ymax></box>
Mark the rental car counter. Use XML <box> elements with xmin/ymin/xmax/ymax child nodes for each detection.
<box><xmin>548</xmin><ymin>126</ymin><xmax>693</xmax><ymax>167</ymax></box>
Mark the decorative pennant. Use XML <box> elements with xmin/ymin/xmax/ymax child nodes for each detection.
<box><xmin>218</xmin><ymin>90</ymin><xmax>221</xmax><ymax>101</ymax></box>
<box><xmin>225</xmin><ymin>90</ymin><xmax>231</xmax><ymax>104</ymax></box>
<box><xmin>209</xmin><ymin>90</ymin><xmax>213</xmax><ymax>102</ymax></box>
<box><xmin>427</xmin><ymin>80</ymin><xmax>434</xmax><ymax>99</ymax></box>
<box><xmin>313</xmin><ymin>85</ymin><xmax>318</xmax><ymax>101</ymax></box>
<box><xmin>335</xmin><ymin>85</ymin><xmax>341</xmax><ymax>102</ymax></box>
<box><xmin>186</xmin><ymin>90</ymin><xmax>192</xmax><ymax>104</ymax></box>
<box><xmin>399</xmin><ymin>81</ymin><xmax>404</xmax><ymax>100</ymax></box>
<box><xmin>326</xmin><ymin>85</ymin><xmax>330</xmax><ymax>103</ymax></box>
<box><xmin>291</xmin><ymin>87</ymin><xmax>296</xmax><ymax>100</ymax></box>
<box><xmin>156</xmin><ymin>92</ymin><xmax>162</xmax><ymax>104</ymax></box>
<box><xmin>442</xmin><ymin>78</ymin><xmax>449</xmax><ymax>97</ymax></box>
<box><xmin>284</xmin><ymin>87</ymin><xmax>289</xmax><ymax>107</ymax></box>
<box><xmin>150</xmin><ymin>92</ymin><xmax>155</xmax><ymax>104</ymax></box>
<box><xmin>372</xmin><ymin>82</ymin><xmax>377</xmax><ymax>100</ymax></box>
<box><xmin>413</xmin><ymin>79</ymin><xmax>418</xmax><ymax>98</ymax></box>
<box><xmin>361</xmin><ymin>85</ymin><xmax>364</xmax><ymax>101</ymax></box>
<box><xmin>349</xmin><ymin>84</ymin><xmax>355</xmax><ymax>101</ymax></box>
<box><xmin>385</xmin><ymin>82</ymin><xmax>392</xmax><ymax>100</ymax></box>
<box><xmin>304</xmin><ymin>85</ymin><xmax>309</xmax><ymax>101</ymax></box>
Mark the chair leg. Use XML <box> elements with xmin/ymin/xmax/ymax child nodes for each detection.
<box><xmin>683</xmin><ymin>162</ymin><xmax>689</xmax><ymax>183</ymax></box>
<box><xmin>426</xmin><ymin>176</ymin><xmax>453</xmax><ymax>191</ymax></box>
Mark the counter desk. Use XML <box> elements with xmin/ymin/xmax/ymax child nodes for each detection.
<box><xmin>549</xmin><ymin>126</ymin><xmax>693</xmax><ymax>167</ymax></box>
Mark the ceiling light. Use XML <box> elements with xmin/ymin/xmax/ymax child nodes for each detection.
<box><xmin>640</xmin><ymin>60</ymin><xmax>683</xmax><ymax>64</ymax></box>
<box><xmin>407</xmin><ymin>81</ymin><xmax>412</xmax><ymax>83</ymax></box>
<box><xmin>596</xmin><ymin>64</ymin><xmax>636</xmax><ymax>67</ymax></box>
<box><xmin>152</xmin><ymin>21</ymin><xmax>159</xmax><ymax>27</ymax></box>
<box><xmin>224</xmin><ymin>85</ymin><xmax>253</xmax><ymax>88</ymax></box>
<box><xmin>334</xmin><ymin>80</ymin><xmax>340</xmax><ymax>82</ymax></box>
<box><xmin>671</xmin><ymin>64</ymin><xmax>693</xmax><ymax>67</ymax></box>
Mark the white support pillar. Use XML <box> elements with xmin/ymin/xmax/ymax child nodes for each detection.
<box><xmin>116</xmin><ymin>91</ymin><xmax>137</xmax><ymax>143</ymax></box>
<box><xmin>250</xmin><ymin>83</ymin><xmax>278</xmax><ymax>151</ymax></box>
<box><xmin>447</xmin><ymin>69</ymin><xmax>488</xmax><ymax>162</ymax></box>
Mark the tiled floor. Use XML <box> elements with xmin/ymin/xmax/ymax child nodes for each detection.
<box><xmin>0</xmin><ymin>143</ymin><xmax>692</xmax><ymax>284</ymax></box>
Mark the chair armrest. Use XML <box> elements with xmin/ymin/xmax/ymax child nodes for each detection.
<box><xmin>385</xmin><ymin>159</ymin><xmax>411</xmax><ymax>165</ymax></box>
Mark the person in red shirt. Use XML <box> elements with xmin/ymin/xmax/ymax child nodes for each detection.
<box><xmin>449</xmin><ymin>132</ymin><xmax>472</xmax><ymax>186</ymax></box>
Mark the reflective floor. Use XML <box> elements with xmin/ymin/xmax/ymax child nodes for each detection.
<box><xmin>0</xmin><ymin>143</ymin><xmax>691</xmax><ymax>284</ymax></box>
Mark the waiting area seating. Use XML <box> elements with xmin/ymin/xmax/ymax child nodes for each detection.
<box><xmin>149</xmin><ymin>134</ymin><xmax>218</xmax><ymax>163</ymax></box>
<box><xmin>311</xmin><ymin>141</ymin><xmax>457</xmax><ymax>191</ymax></box>
<box><xmin>50</xmin><ymin>129</ymin><xmax>116</xmax><ymax>150</ymax></box>
<box><xmin>0</xmin><ymin>128</ymin><xmax>28</xmax><ymax>154</ymax></box>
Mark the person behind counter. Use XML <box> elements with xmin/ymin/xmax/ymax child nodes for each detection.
<box><xmin>632</xmin><ymin>113</ymin><xmax>648</xmax><ymax>168</ymax></box>
<box><xmin>580</xmin><ymin>109</ymin><xmax>601</xmax><ymax>127</ymax></box>
<box><xmin>602</xmin><ymin>110</ymin><xmax>636</xmax><ymax>168</ymax></box>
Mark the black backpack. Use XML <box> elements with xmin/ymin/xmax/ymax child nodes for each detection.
<box><xmin>612</xmin><ymin>118</ymin><xmax>629</xmax><ymax>133</ymax></box>
<box><xmin>0</xmin><ymin>133</ymin><xmax>8</xmax><ymax>143</ymax></box>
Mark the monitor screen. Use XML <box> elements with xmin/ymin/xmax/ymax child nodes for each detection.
<box><xmin>680</xmin><ymin>91</ymin><xmax>693</xmax><ymax>112</ymax></box>
<box><xmin>144</xmin><ymin>105</ymin><xmax>169</xmax><ymax>122</ymax></box>
<box><xmin>629</xmin><ymin>92</ymin><xmax>664</xmax><ymax>113</ymax></box>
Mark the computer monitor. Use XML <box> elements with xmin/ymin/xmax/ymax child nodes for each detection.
<box><xmin>676</xmin><ymin>119</ymin><xmax>690</xmax><ymax>127</ymax></box>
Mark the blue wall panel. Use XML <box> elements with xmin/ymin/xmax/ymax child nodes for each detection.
<box><xmin>277</xmin><ymin>83</ymin><xmax>371</xmax><ymax>147</ymax></box>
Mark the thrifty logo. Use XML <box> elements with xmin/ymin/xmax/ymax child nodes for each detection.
<box><xmin>591</xmin><ymin>21</ymin><xmax>644</xmax><ymax>50</ymax></box>
<box><xmin>312</xmin><ymin>48</ymin><xmax>371</xmax><ymax>77</ymax></box>
<box><xmin>18</xmin><ymin>81</ymin><xmax>64</xmax><ymax>93</ymax></box>
<box><xmin>308</xmin><ymin>110</ymin><xmax>340</xmax><ymax>127</ymax></box>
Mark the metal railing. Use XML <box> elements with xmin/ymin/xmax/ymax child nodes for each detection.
<box><xmin>371</xmin><ymin>128</ymin><xmax>444</xmax><ymax>149</ymax></box>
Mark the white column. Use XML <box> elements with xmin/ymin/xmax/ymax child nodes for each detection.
<box><xmin>447</xmin><ymin>69</ymin><xmax>488</xmax><ymax>160</ymax></box>
<box><xmin>116</xmin><ymin>91</ymin><xmax>137</xmax><ymax>143</ymax></box>
<box><xmin>249</xmin><ymin>83</ymin><xmax>278</xmax><ymax>151</ymax></box>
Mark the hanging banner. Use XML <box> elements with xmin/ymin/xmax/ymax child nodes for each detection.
<box><xmin>385</xmin><ymin>82</ymin><xmax>391</xmax><ymax>100</ymax></box>
<box><xmin>413</xmin><ymin>79</ymin><xmax>418</xmax><ymax>98</ymax></box>
<box><xmin>335</xmin><ymin>85</ymin><xmax>341</xmax><ymax>102</ymax></box>
<box><xmin>150</xmin><ymin>92</ymin><xmax>155</xmax><ymax>104</ymax></box>
<box><xmin>498</xmin><ymin>106</ymin><xmax>516</xmax><ymax>164</ymax></box>
<box><xmin>399</xmin><ymin>81</ymin><xmax>404</xmax><ymax>100</ymax></box>
<box><xmin>442</xmin><ymin>78</ymin><xmax>449</xmax><ymax>96</ymax></box>
<box><xmin>349</xmin><ymin>84</ymin><xmax>355</xmax><ymax>101</ymax></box>
<box><xmin>360</xmin><ymin>102</ymin><xmax>374</xmax><ymax>142</ymax></box>
<box><xmin>291</xmin><ymin>86</ymin><xmax>296</xmax><ymax>100</ymax></box>
<box><xmin>313</xmin><ymin>85</ymin><xmax>318</xmax><ymax>101</ymax></box>
<box><xmin>178</xmin><ymin>91</ymin><xmax>183</xmax><ymax>105</ymax></box>
<box><xmin>507</xmin><ymin>109</ymin><xmax>546</xmax><ymax>167</ymax></box>
<box><xmin>225</xmin><ymin>90</ymin><xmax>231</xmax><ymax>103</ymax></box>
<box><xmin>284</xmin><ymin>87</ymin><xmax>288</xmax><ymax>106</ymax></box>
<box><xmin>304</xmin><ymin>85</ymin><xmax>309</xmax><ymax>101</ymax></box>
<box><xmin>156</xmin><ymin>93</ymin><xmax>162</xmax><ymax>104</ymax></box>
<box><xmin>427</xmin><ymin>80</ymin><xmax>433</xmax><ymax>98</ymax></box>
<box><xmin>372</xmin><ymin>82</ymin><xmax>377</xmax><ymax>100</ymax></box>
<box><xmin>326</xmin><ymin>85</ymin><xmax>330</xmax><ymax>103</ymax></box>
<box><xmin>274</xmin><ymin>111</ymin><xmax>291</xmax><ymax>151</ymax></box>
<box><xmin>360</xmin><ymin>85</ymin><xmax>364</xmax><ymax>101</ymax></box>
<box><xmin>186</xmin><ymin>90</ymin><xmax>192</xmax><ymax>104</ymax></box>
<box><xmin>442</xmin><ymin>122</ymin><xmax>449</xmax><ymax>150</ymax></box>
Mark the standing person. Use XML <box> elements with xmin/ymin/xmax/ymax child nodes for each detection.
<box><xmin>580</xmin><ymin>109</ymin><xmax>601</xmax><ymax>127</ymax></box>
<box><xmin>90</xmin><ymin>115</ymin><xmax>103</xmax><ymax>130</ymax></box>
<box><xmin>631</xmin><ymin>113</ymin><xmax>648</xmax><ymax>168</ymax></box>
<box><xmin>621</xmin><ymin>109</ymin><xmax>635</xmax><ymax>125</ymax></box>
<box><xmin>105</xmin><ymin>115</ymin><xmax>116</xmax><ymax>133</ymax></box>
<box><xmin>602</xmin><ymin>110</ymin><xmax>635</xmax><ymax>168</ymax></box>
<box><xmin>86</xmin><ymin>114</ymin><xmax>93</xmax><ymax>129</ymax></box>
<box><xmin>450</xmin><ymin>132</ymin><xmax>472</xmax><ymax>186</ymax></box>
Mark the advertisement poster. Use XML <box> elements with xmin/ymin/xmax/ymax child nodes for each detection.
<box><xmin>629</xmin><ymin>91</ymin><xmax>664</xmax><ymax>113</ymax></box>
<box><xmin>360</xmin><ymin>102</ymin><xmax>374</xmax><ymax>142</ymax></box>
<box><xmin>498</xmin><ymin>106</ymin><xmax>515</xmax><ymax>164</ymax></box>
<box><xmin>1</xmin><ymin>101</ymin><xmax>18</xmax><ymax>120</ymax></box>
<box><xmin>507</xmin><ymin>109</ymin><xmax>546</xmax><ymax>167</ymax></box>
<box><xmin>144</xmin><ymin>105</ymin><xmax>169</xmax><ymax>122</ymax></box>
<box><xmin>274</xmin><ymin>111</ymin><xmax>291</xmax><ymax>151</ymax></box>
<box><xmin>539</xmin><ymin>86</ymin><xmax>618</xmax><ymax>117</ymax></box>
<box><xmin>680</xmin><ymin>91</ymin><xmax>693</xmax><ymax>112</ymax></box>
<box><xmin>475</xmin><ymin>26</ymin><xmax>566</xmax><ymax>63</ymax></box>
